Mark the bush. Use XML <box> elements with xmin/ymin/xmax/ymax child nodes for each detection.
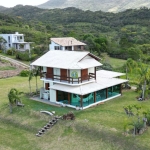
<box><xmin>6</xmin><ymin>48</ymin><xmax>16</xmax><ymax>56</ymax></box>
<box><xmin>16</xmin><ymin>50</ymin><xmax>38</xmax><ymax>61</ymax></box>
<box><xmin>19</xmin><ymin>70</ymin><xmax>30</xmax><ymax>77</ymax></box>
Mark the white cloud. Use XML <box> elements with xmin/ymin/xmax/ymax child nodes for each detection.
<box><xmin>0</xmin><ymin>0</ymin><xmax>48</xmax><ymax>7</ymax></box>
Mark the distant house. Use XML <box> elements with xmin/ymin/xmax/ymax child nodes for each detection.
<box><xmin>31</xmin><ymin>50</ymin><xmax>127</xmax><ymax>110</ymax></box>
<box><xmin>49</xmin><ymin>37</ymin><xmax>86</xmax><ymax>51</ymax></box>
<box><xmin>0</xmin><ymin>32</ymin><xmax>32</xmax><ymax>51</ymax></box>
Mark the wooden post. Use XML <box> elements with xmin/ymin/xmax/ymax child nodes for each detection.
<box><xmin>68</xmin><ymin>70</ymin><xmax>70</xmax><ymax>83</ymax></box>
<box><xmin>106</xmin><ymin>88</ymin><xmax>108</xmax><ymax>98</ymax></box>
<box><xmin>95</xmin><ymin>67</ymin><xmax>96</xmax><ymax>80</ymax></box>
<box><xmin>120</xmin><ymin>84</ymin><xmax>122</xmax><ymax>95</ymax></box>
<box><xmin>80</xmin><ymin>95</ymin><xmax>83</xmax><ymax>107</ymax></box>
<box><xmin>68</xmin><ymin>93</ymin><xmax>71</xmax><ymax>105</ymax></box>
<box><xmin>94</xmin><ymin>92</ymin><xmax>96</xmax><ymax>103</ymax></box>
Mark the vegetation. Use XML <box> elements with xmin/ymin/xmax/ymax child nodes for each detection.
<box><xmin>1</xmin><ymin>76</ymin><xmax>150</xmax><ymax>149</ymax></box>
<box><xmin>8</xmin><ymin>88</ymin><xmax>23</xmax><ymax>113</ymax></box>
<box><xmin>0</xmin><ymin>66</ymin><xmax>16</xmax><ymax>71</ymax></box>
<box><xmin>1</xmin><ymin>6</ymin><xmax>150</xmax><ymax>63</ymax></box>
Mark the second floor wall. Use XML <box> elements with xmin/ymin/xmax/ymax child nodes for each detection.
<box><xmin>40</xmin><ymin>66</ymin><xmax>96</xmax><ymax>84</ymax></box>
<box><xmin>49</xmin><ymin>41</ymin><xmax>84</xmax><ymax>51</ymax></box>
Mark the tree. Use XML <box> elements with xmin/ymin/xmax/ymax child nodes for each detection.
<box><xmin>8</xmin><ymin>88</ymin><xmax>23</xmax><ymax>113</ymax></box>
<box><xmin>137</xmin><ymin>64</ymin><xmax>150</xmax><ymax>100</ymax></box>
<box><xmin>124</xmin><ymin>58</ymin><xmax>137</xmax><ymax>79</ymax></box>
<box><xmin>0</xmin><ymin>36</ymin><xmax>7</xmax><ymax>52</ymax></box>
<box><xmin>33</xmin><ymin>67</ymin><xmax>40</xmax><ymax>93</ymax></box>
<box><xmin>28</xmin><ymin>70</ymin><xmax>34</xmax><ymax>95</ymax></box>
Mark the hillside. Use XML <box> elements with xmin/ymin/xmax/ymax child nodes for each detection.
<box><xmin>38</xmin><ymin>0</ymin><xmax>150</xmax><ymax>12</ymax></box>
<box><xmin>1</xmin><ymin>6</ymin><xmax>150</xmax><ymax>61</ymax></box>
<box><xmin>0</xmin><ymin>6</ymin><xmax>7</xmax><ymax>12</ymax></box>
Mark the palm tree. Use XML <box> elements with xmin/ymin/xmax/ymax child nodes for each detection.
<box><xmin>0</xmin><ymin>36</ymin><xmax>7</xmax><ymax>52</ymax></box>
<box><xmin>28</xmin><ymin>70</ymin><xmax>34</xmax><ymax>95</ymax></box>
<box><xmin>34</xmin><ymin>67</ymin><xmax>40</xmax><ymax>94</ymax></box>
<box><xmin>8</xmin><ymin>88</ymin><xmax>23</xmax><ymax>113</ymax></box>
<box><xmin>137</xmin><ymin>65</ymin><xmax>150</xmax><ymax>100</ymax></box>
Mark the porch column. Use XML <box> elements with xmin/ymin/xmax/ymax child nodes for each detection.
<box><xmin>68</xmin><ymin>93</ymin><xmax>71</xmax><ymax>104</ymax></box>
<box><xmin>106</xmin><ymin>88</ymin><xmax>108</xmax><ymax>98</ymax></box>
<box><xmin>68</xmin><ymin>70</ymin><xmax>70</xmax><ymax>83</ymax></box>
<box><xmin>94</xmin><ymin>67</ymin><xmax>96</xmax><ymax>80</ymax></box>
<box><xmin>94</xmin><ymin>92</ymin><xmax>96</xmax><ymax>103</ymax></box>
<box><xmin>120</xmin><ymin>84</ymin><xmax>122</xmax><ymax>95</ymax></box>
<box><xmin>80</xmin><ymin>95</ymin><xmax>83</xmax><ymax>107</ymax></box>
<box><xmin>81</xmin><ymin>70</ymin><xmax>82</xmax><ymax>83</ymax></box>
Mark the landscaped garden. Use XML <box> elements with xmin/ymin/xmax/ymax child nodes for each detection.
<box><xmin>0</xmin><ymin>76</ymin><xmax>150</xmax><ymax>150</ymax></box>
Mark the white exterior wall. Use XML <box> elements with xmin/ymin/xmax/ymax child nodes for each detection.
<box><xmin>50</xmin><ymin>89</ymin><xmax>56</xmax><ymax>102</ymax></box>
<box><xmin>54</xmin><ymin>68</ymin><xmax>60</xmax><ymax>79</ymax></box>
<box><xmin>88</xmin><ymin>67</ymin><xmax>95</xmax><ymax>74</ymax></box>
<box><xmin>54</xmin><ymin>68</ymin><xmax>60</xmax><ymax>76</ymax></box>
<box><xmin>49</xmin><ymin>41</ymin><xmax>64</xmax><ymax>51</ymax></box>
<box><xmin>24</xmin><ymin>43</ymin><xmax>30</xmax><ymax>50</ymax></box>
<box><xmin>42</xmin><ymin>67</ymin><xmax>47</xmax><ymax>72</ymax></box>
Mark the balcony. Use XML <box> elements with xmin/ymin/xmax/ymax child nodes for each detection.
<box><xmin>40</xmin><ymin>72</ymin><xmax>96</xmax><ymax>85</ymax></box>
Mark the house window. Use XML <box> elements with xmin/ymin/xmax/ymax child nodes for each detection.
<box><xmin>78</xmin><ymin>46</ymin><xmax>81</xmax><ymax>49</ymax></box>
<box><xmin>54</xmin><ymin>46</ymin><xmax>60</xmax><ymax>50</ymax></box>
<box><xmin>8</xmin><ymin>36</ymin><xmax>10</xmax><ymax>43</ymax></box>
<box><xmin>9</xmin><ymin>44</ymin><xmax>11</xmax><ymax>48</ymax></box>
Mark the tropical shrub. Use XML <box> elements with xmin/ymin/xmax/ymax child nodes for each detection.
<box><xmin>19</xmin><ymin>70</ymin><xmax>30</xmax><ymax>77</ymax></box>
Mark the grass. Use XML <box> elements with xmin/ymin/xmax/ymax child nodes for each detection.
<box><xmin>0</xmin><ymin>53</ymin><xmax>30</xmax><ymax>65</ymax></box>
<box><xmin>101</xmin><ymin>53</ymin><xmax>126</xmax><ymax>69</ymax></box>
<box><xmin>0</xmin><ymin>76</ymin><xmax>150</xmax><ymax>149</ymax></box>
<box><xmin>0</xmin><ymin>66</ymin><xmax>16</xmax><ymax>71</ymax></box>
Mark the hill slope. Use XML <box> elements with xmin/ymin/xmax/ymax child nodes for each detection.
<box><xmin>38</xmin><ymin>0</ymin><xmax>150</xmax><ymax>12</ymax></box>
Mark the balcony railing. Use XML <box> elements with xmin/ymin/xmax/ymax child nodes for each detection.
<box><xmin>40</xmin><ymin>72</ymin><xmax>96</xmax><ymax>84</ymax></box>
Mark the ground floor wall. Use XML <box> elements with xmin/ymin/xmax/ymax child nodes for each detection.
<box><xmin>54</xmin><ymin>84</ymin><xmax>122</xmax><ymax>108</ymax></box>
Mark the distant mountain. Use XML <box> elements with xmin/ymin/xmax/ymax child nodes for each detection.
<box><xmin>38</xmin><ymin>0</ymin><xmax>150</xmax><ymax>12</ymax></box>
<box><xmin>0</xmin><ymin>6</ymin><xmax>8</xmax><ymax>12</ymax></box>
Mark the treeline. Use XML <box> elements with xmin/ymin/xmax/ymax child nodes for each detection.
<box><xmin>0</xmin><ymin>6</ymin><xmax>150</xmax><ymax>62</ymax></box>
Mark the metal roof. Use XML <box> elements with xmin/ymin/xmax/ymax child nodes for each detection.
<box><xmin>50</xmin><ymin>77</ymin><xmax>128</xmax><ymax>95</ymax></box>
<box><xmin>51</xmin><ymin>37</ymin><xmax>86</xmax><ymax>46</ymax></box>
<box><xmin>31</xmin><ymin>50</ymin><xmax>102</xmax><ymax>69</ymax></box>
<box><xmin>96</xmin><ymin>70</ymin><xmax>125</xmax><ymax>78</ymax></box>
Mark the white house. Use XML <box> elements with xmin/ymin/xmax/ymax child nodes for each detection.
<box><xmin>49</xmin><ymin>37</ymin><xmax>86</xmax><ymax>51</ymax></box>
<box><xmin>0</xmin><ymin>32</ymin><xmax>32</xmax><ymax>51</ymax></box>
<box><xmin>31</xmin><ymin>50</ymin><xmax>128</xmax><ymax>110</ymax></box>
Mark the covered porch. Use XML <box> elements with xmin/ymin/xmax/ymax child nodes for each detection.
<box><xmin>50</xmin><ymin>77</ymin><xmax>127</xmax><ymax>109</ymax></box>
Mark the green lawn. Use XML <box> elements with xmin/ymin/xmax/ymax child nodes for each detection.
<box><xmin>0</xmin><ymin>66</ymin><xmax>16</xmax><ymax>71</ymax></box>
<box><xmin>101</xmin><ymin>53</ymin><xmax>126</xmax><ymax>69</ymax></box>
<box><xmin>0</xmin><ymin>76</ymin><xmax>150</xmax><ymax>150</ymax></box>
<box><xmin>0</xmin><ymin>53</ymin><xmax>30</xmax><ymax>65</ymax></box>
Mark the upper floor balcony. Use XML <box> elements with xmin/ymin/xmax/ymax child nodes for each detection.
<box><xmin>13</xmin><ymin>39</ymin><xmax>24</xmax><ymax>43</ymax></box>
<box><xmin>40</xmin><ymin>72</ymin><xmax>96</xmax><ymax>85</ymax></box>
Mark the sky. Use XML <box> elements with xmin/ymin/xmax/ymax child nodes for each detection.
<box><xmin>0</xmin><ymin>0</ymin><xmax>48</xmax><ymax>8</ymax></box>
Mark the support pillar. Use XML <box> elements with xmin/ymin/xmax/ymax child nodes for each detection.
<box><xmin>94</xmin><ymin>67</ymin><xmax>96</xmax><ymax>80</ymax></box>
<box><xmin>106</xmin><ymin>88</ymin><xmax>108</xmax><ymax>98</ymax></box>
<box><xmin>80</xmin><ymin>95</ymin><xmax>83</xmax><ymax>107</ymax></box>
<box><xmin>68</xmin><ymin>93</ymin><xmax>71</xmax><ymax>104</ymax></box>
<box><xmin>94</xmin><ymin>92</ymin><xmax>96</xmax><ymax>103</ymax></box>
<box><xmin>120</xmin><ymin>84</ymin><xmax>122</xmax><ymax>95</ymax></box>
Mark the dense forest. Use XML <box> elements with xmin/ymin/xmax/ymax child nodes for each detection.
<box><xmin>0</xmin><ymin>5</ymin><xmax>150</xmax><ymax>62</ymax></box>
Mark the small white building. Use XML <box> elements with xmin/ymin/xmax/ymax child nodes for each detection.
<box><xmin>49</xmin><ymin>37</ymin><xmax>86</xmax><ymax>51</ymax></box>
<box><xmin>0</xmin><ymin>32</ymin><xmax>32</xmax><ymax>51</ymax></box>
<box><xmin>31</xmin><ymin>50</ymin><xmax>128</xmax><ymax>110</ymax></box>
